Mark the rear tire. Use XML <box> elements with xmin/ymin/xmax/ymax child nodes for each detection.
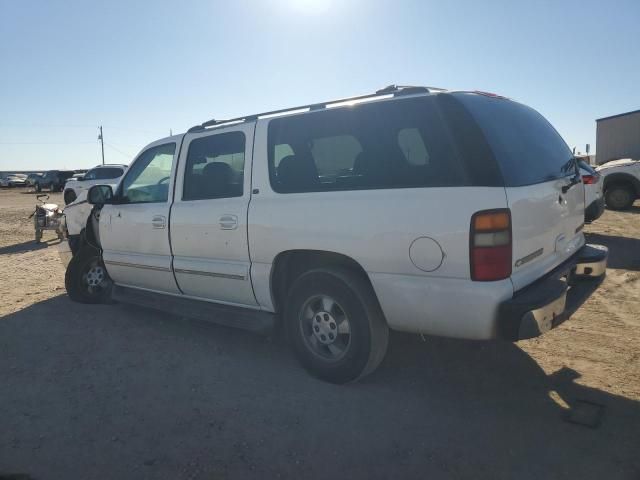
<box><xmin>35</xmin><ymin>182</ymin><xmax>42</xmax><ymax>192</ymax></box>
<box><xmin>605</xmin><ymin>185</ymin><xmax>634</xmax><ymax>210</ymax></box>
<box><xmin>285</xmin><ymin>267</ymin><xmax>389</xmax><ymax>383</ymax></box>
<box><xmin>65</xmin><ymin>246</ymin><xmax>113</xmax><ymax>304</ymax></box>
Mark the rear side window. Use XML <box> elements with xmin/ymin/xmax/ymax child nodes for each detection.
<box><xmin>454</xmin><ymin>93</ymin><xmax>575</xmax><ymax>187</ymax></box>
<box><xmin>94</xmin><ymin>167</ymin><xmax>124</xmax><ymax>180</ymax></box>
<box><xmin>183</xmin><ymin>131</ymin><xmax>245</xmax><ymax>201</ymax></box>
<box><xmin>267</xmin><ymin>96</ymin><xmax>497</xmax><ymax>194</ymax></box>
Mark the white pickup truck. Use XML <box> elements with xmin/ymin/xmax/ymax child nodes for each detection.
<box><xmin>597</xmin><ymin>158</ymin><xmax>640</xmax><ymax>210</ymax></box>
<box><xmin>59</xmin><ymin>86</ymin><xmax>607</xmax><ymax>383</ymax></box>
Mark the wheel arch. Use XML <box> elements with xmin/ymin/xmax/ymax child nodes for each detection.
<box><xmin>270</xmin><ymin>249</ymin><xmax>376</xmax><ymax>315</ymax></box>
<box><xmin>602</xmin><ymin>172</ymin><xmax>640</xmax><ymax>196</ymax></box>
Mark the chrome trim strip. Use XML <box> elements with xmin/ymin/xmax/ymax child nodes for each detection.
<box><xmin>104</xmin><ymin>260</ymin><xmax>171</xmax><ymax>272</ymax></box>
<box><xmin>173</xmin><ymin>268</ymin><xmax>246</xmax><ymax>281</ymax></box>
<box><xmin>515</xmin><ymin>248</ymin><xmax>544</xmax><ymax>268</ymax></box>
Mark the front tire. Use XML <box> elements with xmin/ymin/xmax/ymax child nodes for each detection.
<box><xmin>605</xmin><ymin>185</ymin><xmax>634</xmax><ymax>210</ymax></box>
<box><xmin>65</xmin><ymin>246</ymin><xmax>113</xmax><ymax>304</ymax></box>
<box><xmin>285</xmin><ymin>267</ymin><xmax>389</xmax><ymax>383</ymax></box>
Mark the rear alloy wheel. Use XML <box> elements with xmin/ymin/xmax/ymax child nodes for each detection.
<box><xmin>65</xmin><ymin>246</ymin><xmax>113</xmax><ymax>304</ymax></box>
<box><xmin>285</xmin><ymin>267</ymin><xmax>389</xmax><ymax>383</ymax></box>
<box><xmin>605</xmin><ymin>185</ymin><xmax>634</xmax><ymax>211</ymax></box>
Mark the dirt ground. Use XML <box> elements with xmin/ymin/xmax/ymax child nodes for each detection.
<box><xmin>0</xmin><ymin>188</ymin><xmax>639</xmax><ymax>479</ymax></box>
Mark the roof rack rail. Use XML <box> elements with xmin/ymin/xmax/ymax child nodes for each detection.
<box><xmin>191</xmin><ymin>85</ymin><xmax>443</xmax><ymax>131</ymax></box>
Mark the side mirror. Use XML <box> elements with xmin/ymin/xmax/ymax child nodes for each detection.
<box><xmin>87</xmin><ymin>184</ymin><xmax>114</xmax><ymax>205</ymax></box>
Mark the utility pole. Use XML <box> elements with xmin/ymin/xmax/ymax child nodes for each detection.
<box><xmin>98</xmin><ymin>126</ymin><xmax>105</xmax><ymax>165</ymax></box>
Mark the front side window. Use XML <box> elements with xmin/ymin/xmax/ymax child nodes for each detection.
<box><xmin>183</xmin><ymin>132</ymin><xmax>245</xmax><ymax>201</ymax></box>
<box><xmin>120</xmin><ymin>143</ymin><xmax>176</xmax><ymax>203</ymax></box>
<box><xmin>267</xmin><ymin>97</ymin><xmax>477</xmax><ymax>194</ymax></box>
<box><xmin>83</xmin><ymin>168</ymin><xmax>98</xmax><ymax>181</ymax></box>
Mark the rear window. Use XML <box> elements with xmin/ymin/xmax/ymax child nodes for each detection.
<box><xmin>454</xmin><ymin>93</ymin><xmax>575</xmax><ymax>187</ymax></box>
<box><xmin>267</xmin><ymin>96</ymin><xmax>502</xmax><ymax>194</ymax></box>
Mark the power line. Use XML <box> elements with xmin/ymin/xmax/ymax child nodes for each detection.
<box><xmin>0</xmin><ymin>141</ymin><xmax>96</xmax><ymax>145</ymax></box>
<box><xmin>104</xmin><ymin>142</ymin><xmax>133</xmax><ymax>159</ymax></box>
<box><xmin>0</xmin><ymin>123</ymin><xmax>165</xmax><ymax>135</ymax></box>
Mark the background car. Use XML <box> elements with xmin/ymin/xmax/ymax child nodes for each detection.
<box><xmin>596</xmin><ymin>158</ymin><xmax>640</xmax><ymax>211</ymax></box>
<box><xmin>63</xmin><ymin>164</ymin><xmax>127</xmax><ymax>204</ymax></box>
<box><xmin>0</xmin><ymin>173</ymin><xmax>28</xmax><ymax>188</ymax></box>
<box><xmin>35</xmin><ymin>170</ymin><xmax>75</xmax><ymax>192</ymax></box>
<box><xmin>578</xmin><ymin>160</ymin><xmax>604</xmax><ymax>223</ymax></box>
<box><xmin>26</xmin><ymin>172</ymin><xmax>43</xmax><ymax>187</ymax></box>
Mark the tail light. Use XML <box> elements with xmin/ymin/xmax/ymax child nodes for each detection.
<box><xmin>582</xmin><ymin>174</ymin><xmax>599</xmax><ymax>185</ymax></box>
<box><xmin>470</xmin><ymin>209</ymin><xmax>512</xmax><ymax>281</ymax></box>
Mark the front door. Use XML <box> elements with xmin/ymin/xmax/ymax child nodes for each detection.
<box><xmin>100</xmin><ymin>139</ymin><xmax>180</xmax><ymax>293</ymax></box>
<box><xmin>170</xmin><ymin>123</ymin><xmax>257</xmax><ymax>306</ymax></box>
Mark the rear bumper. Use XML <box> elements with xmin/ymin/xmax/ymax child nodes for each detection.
<box><xmin>585</xmin><ymin>197</ymin><xmax>605</xmax><ymax>223</ymax></box>
<box><xmin>497</xmin><ymin>244</ymin><xmax>608</xmax><ymax>340</ymax></box>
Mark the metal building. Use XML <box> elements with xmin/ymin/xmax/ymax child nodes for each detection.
<box><xmin>596</xmin><ymin>109</ymin><xmax>640</xmax><ymax>165</ymax></box>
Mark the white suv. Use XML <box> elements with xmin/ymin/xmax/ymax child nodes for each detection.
<box><xmin>63</xmin><ymin>164</ymin><xmax>127</xmax><ymax>205</ymax></box>
<box><xmin>59</xmin><ymin>86</ymin><xmax>607</xmax><ymax>383</ymax></box>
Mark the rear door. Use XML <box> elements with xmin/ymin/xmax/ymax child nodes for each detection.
<box><xmin>170</xmin><ymin>123</ymin><xmax>257</xmax><ymax>307</ymax></box>
<box><xmin>456</xmin><ymin>93</ymin><xmax>585</xmax><ymax>291</ymax></box>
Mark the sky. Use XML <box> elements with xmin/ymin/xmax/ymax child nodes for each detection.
<box><xmin>1</xmin><ymin>0</ymin><xmax>639</xmax><ymax>171</ymax></box>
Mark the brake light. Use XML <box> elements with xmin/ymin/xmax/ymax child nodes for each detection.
<box><xmin>470</xmin><ymin>209</ymin><xmax>512</xmax><ymax>281</ymax></box>
<box><xmin>582</xmin><ymin>174</ymin><xmax>599</xmax><ymax>185</ymax></box>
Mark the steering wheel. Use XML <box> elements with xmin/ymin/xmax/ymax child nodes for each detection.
<box><xmin>157</xmin><ymin>176</ymin><xmax>170</xmax><ymax>185</ymax></box>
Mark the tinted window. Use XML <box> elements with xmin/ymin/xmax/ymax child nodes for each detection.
<box><xmin>183</xmin><ymin>132</ymin><xmax>245</xmax><ymax>201</ymax></box>
<box><xmin>121</xmin><ymin>143</ymin><xmax>175</xmax><ymax>203</ymax></box>
<box><xmin>454</xmin><ymin>93</ymin><xmax>575</xmax><ymax>187</ymax></box>
<box><xmin>267</xmin><ymin>97</ymin><xmax>499</xmax><ymax>193</ymax></box>
<box><xmin>94</xmin><ymin>167</ymin><xmax>124</xmax><ymax>180</ymax></box>
<box><xmin>82</xmin><ymin>169</ymin><xmax>98</xmax><ymax>180</ymax></box>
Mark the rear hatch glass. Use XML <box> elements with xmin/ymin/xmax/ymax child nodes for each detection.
<box><xmin>452</xmin><ymin>93</ymin><xmax>576</xmax><ymax>187</ymax></box>
<box><xmin>453</xmin><ymin>93</ymin><xmax>584</xmax><ymax>290</ymax></box>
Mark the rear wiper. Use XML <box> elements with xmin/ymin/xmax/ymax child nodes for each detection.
<box><xmin>561</xmin><ymin>174</ymin><xmax>581</xmax><ymax>193</ymax></box>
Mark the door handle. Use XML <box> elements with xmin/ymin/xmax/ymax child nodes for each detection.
<box><xmin>152</xmin><ymin>215</ymin><xmax>166</xmax><ymax>229</ymax></box>
<box><xmin>219</xmin><ymin>214</ymin><xmax>238</xmax><ymax>230</ymax></box>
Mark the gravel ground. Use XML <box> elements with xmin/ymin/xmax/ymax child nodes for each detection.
<box><xmin>0</xmin><ymin>188</ymin><xmax>639</xmax><ymax>480</ymax></box>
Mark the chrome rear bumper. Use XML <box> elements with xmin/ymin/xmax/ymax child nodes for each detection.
<box><xmin>498</xmin><ymin>244</ymin><xmax>608</xmax><ymax>340</ymax></box>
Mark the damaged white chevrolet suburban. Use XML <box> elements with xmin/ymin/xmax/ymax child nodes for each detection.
<box><xmin>59</xmin><ymin>85</ymin><xmax>608</xmax><ymax>383</ymax></box>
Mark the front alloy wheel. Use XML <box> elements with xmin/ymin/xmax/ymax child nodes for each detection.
<box><xmin>65</xmin><ymin>246</ymin><xmax>113</xmax><ymax>304</ymax></box>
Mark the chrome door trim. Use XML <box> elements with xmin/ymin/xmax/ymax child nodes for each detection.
<box><xmin>173</xmin><ymin>268</ymin><xmax>246</xmax><ymax>281</ymax></box>
<box><xmin>104</xmin><ymin>260</ymin><xmax>172</xmax><ymax>273</ymax></box>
